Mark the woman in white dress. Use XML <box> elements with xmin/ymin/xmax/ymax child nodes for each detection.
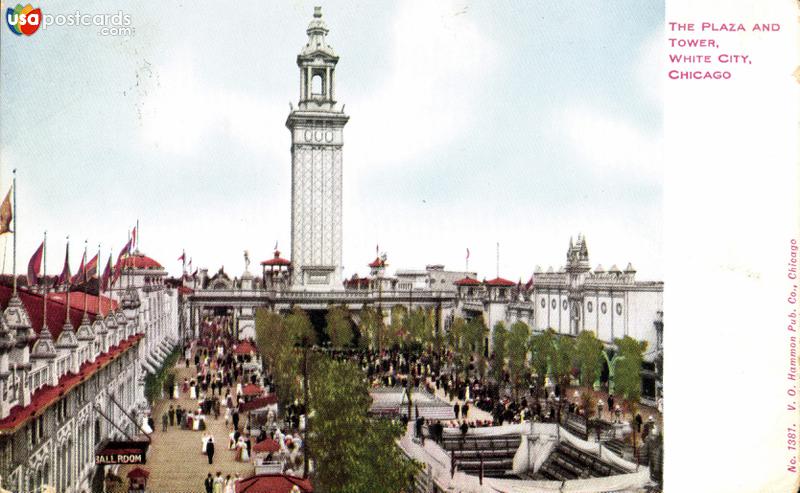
<box><xmin>223</xmin><ymin>475</ymin><xmax>235</xmax><ymax>493</ymax></box>
<box><xmin>237</xmin><ymin>437</ymin><xmax>249</xmax><ymax>461</ymax></box>
<box><xmin>141</xmin><ymin>415</ymin><xmax>153</xmax><ymax>434</ymax></box>
<box><xmin>190</xmin><ymin>382</ymin><xmax>197</xmax><ymax>399</ymax></box>
<box><xmin>173</xmin><ymin>383</ymin><xmax>180</xmax><ymax>399</ymax></box>
<box><xmin>202</xmin><ymin>433</ymin><xmax>210</xmax><ymax>454</ymax></box>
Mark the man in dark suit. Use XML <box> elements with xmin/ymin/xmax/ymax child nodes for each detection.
<box><xmin>204</xmin><ymin>473</ymin><xmax>213</xmax><ymax>493</ymax></box>
<box><xmin>206</xmin><ymin>437</ymin><xmax>215</xmax><ymax>464</ymax></box>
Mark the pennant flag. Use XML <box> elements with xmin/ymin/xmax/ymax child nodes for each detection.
<box><xmin>466</xmin><ymin>248</ymin><xmax>470</xmax><ymax>260</ymax></box>
<box><xmin>131</xmin><ymin>226</ymin><xmax>137</xmax><ymax>249</ymax></box>
<box><xmin>273</xmin><ymin>241</ymin><xmax>278</xmax><ymax>251</ymax></box>
<box><xmin>100</xmin><ymin>255</ymin><xmax>112</xmax><ymax>292</ymax></box>
<box><xmin>117</xmin><ymin>239</ymin><xmax>132</xmax><ymax>263</ymax></box>
<box><xmin>0</xmin><ymin>188</ymin><xmax>11</xmax><ymax>235</ymax></box>
<box><xmin>191</xmin><ymin>268</ymin><xmax>198</xmax><ymax>279</ymax></box>
<box><xmin>58</xmin><ymin>242</ymin><xmax>71</xmax><ymax>286</ymax></box>
<box><xmin>70</xmin><ymin>253</ymin><xmax>86</xmax><ymax>285</ymax></box>
<box><xmin>178</xmin><ymin>251</ymin><xmax>186</xmax><ymax>262</ymax></box>
<box><xmin>524</xmin><ymin>275</ymin><xmax>533</xmax><ymax>291</ymax></box>
<box><xmin>27</xmin><ymin>241</ymin><xmax>44</xmax><ymax>286</ymax></box>
<box><xmin>85</xmin><ymin>254</ymin><xmax>99</xmax><ymax>279</ymax></box>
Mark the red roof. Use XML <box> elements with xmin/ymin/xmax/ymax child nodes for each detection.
<box><xmin>0</xmin><ymin>332</ymin><xmax>144</xmax><ymax>434</ymax></box>
<box><xmin>242</xmin><ymin>383</ymin><xmax>263</xmax><ymax>396</ymax></box>
<box><xmin>235</xmin><ymin>341</ymin><xmax>257</xmax><ymax>355</ymax></box>
<box><xmin>252</xmin><ymin>438</ymin><xmax>280</xmax><ymax>454</ymax></box>
<box><xmin>368</xmin><ymin>257</ymin><xmax>385</xmax><ymax>268</ymax></box>
<box><xmin>0</xmin><ymin>286</ymin><xmax>114</xmax><ymax>345</ymax></box>
<box><xmin>484</xmin><ymin>277</ymin><xmax>516</xmax><ymax>287</ymax></box>
<box><xmin>46</xmin><ymin>291</ymin><xmax>117</xmax><ymax>316</ymax></box>
<box><xmin>236</xmin><ymin>474</ymin><xmax>313</xmax><ymax>493</ymax></box>
<box><xmin>127</xmin><ymin>467</ymin><xmax>150</xmax><ymax>479</ymax></box>
<box><xmin>178</xmin><ymin>286</ymin><xmax>194</xmax><ymax>295</ymax></box>
<box><xmin>239</xmin><ymin>394</ymin><xmax>278</xmax><ymax>413</ymax></box>
<box><xmin>454</xmin><ymin>277</ymin><xmax>481</xmax><ymax>286</ymax></box>
<box><xmin>261</xmin><ymin>251</ymin><xmax>291</xmax><ymax>266</ymax></box>
<box><xmin>118</xmin><ymin>253</ymin><xmax>163</xmax><ymax>270</ymax></box>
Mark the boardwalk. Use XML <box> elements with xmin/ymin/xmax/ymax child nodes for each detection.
<box><xmin>116</xmin><ymin>361</ymin><xmax>254</xmax><ymax>492</ymax></box>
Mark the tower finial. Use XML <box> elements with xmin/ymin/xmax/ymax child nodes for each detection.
<box><xmin>314</xmin><ymin>6</ymin><xmax>322</xmax><ymax>18</ymax></box>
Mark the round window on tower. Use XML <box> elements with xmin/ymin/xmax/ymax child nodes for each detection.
<box><xmin>551</xmin><ymin>299</ymin><xmax>557</xmax><ymax>310</ymax></box>
<box><xmin>601</xmin><ymin>302</ymin><xmax>607</xmax><ymax>314</ymax></box>
<box><xmin>562</xmin><ymin>300</ymin><xmax>567</xmax><ymax>310</ymax></box>
<box><xmin>541</xmin><ymin>299</ymin><xmax>546</xmax><ymax>308</ymax></box>
<box><xmin>587</xmin><ymin>301</ymin><xmax>593</xmax><ymax>313</ymax></box>
<box><xmin>616</xmin><ymin>303</ymin><xmax>623</xmax><ymax>315</ymax></box>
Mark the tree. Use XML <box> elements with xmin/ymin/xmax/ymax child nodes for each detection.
<box><xmin>529</xmin><ymin>329</ymin><xmax>556</xmax><ymax>393</ymax></box>
<box><xmin>389</xmin><ymin>305</ymin><xmax>408</xmax><ymax>347</ymax></box>
<box><xmin>552</xmin><ymin>335</ymin><xmax>576</xmax><ymax>393</ymax></box>
<box><xmin>464</xmin><ymin>317</ymin><xmax>488</xmax><ymax>378</ymax></box>
<box><xmin>490</xmin><ymin>321</ymin><xmax>508</xmax><ymax>383</ymax></box>
<box><xmin>358</xmin><ymin>305</ymin><xmax>382</xmax><ymax>351</ymax></box>
<box><xmin>613</xmin><ymin>336</ymin><xmax>647</xmax><ymax>402</ymax></box>
<box><xmin>308</xmin><ymin>357</ymin><xmax>417</xmax><ymax>493</ymax></box>
<box><xmin>575</xmin><ymin>330</ymin><xmax>604</xmax><ymax>388</ymax></box>
<box><xmin>447</xmin><ymin>317</ymin><xmax>469</xmax><ymax>378</ymax></box>
<box><xmin>255</xmin><ymin>308</ymin><xmax>303</xmax><ymax>404</ymax></box>
<box><xmin>507</xmin><ymin>321</ymin><xmax>530</xmax><ymax>398</ymax></box>
<box><xmin>405</xmin><ymin>307</ymin><xmax>428</xmax><ymax>349</ymax></box>
<box><xmin>325</xmin><ymin>304</ymin><xmax>353</xmax><ymax>349</ymax></box>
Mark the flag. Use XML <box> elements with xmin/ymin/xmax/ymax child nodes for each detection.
<box><xmin>273</xmin><ymin>241</ymin><xmax>278</xmax><ymax>251</ymax></box>
<box><xmin>178</xmin><ymin>251</ymin><xmax>185</xmax><ymax>262</ymax></box>
<box><xmin>191</xmin><ymin>268</ymin><xmax>198</xmax><ymax>279</ymax></box>
<box><xmin>84</xmin><ymin>254</ymin><xmax>99</xmax><ymax>279</ymax></box>
<box><xmin>375</xmin><ymin>244</ymin><xmax>379</xmax><ymax>256</ymax></box>
<box><xmin>131</xmin><ymin>225</ymin><xmax>137</xmax><ymax>249</ymax></box>
<box><xmin>0</xmin><ymin>188</ymin><xmax>11</xmax><ymax>235</ymax></box>
<box><xmin>27</xmin><ymin>241</ymin><xmax>44</xmax><ymax>286</ymax></box>
<box><xmin>58</xmin><ymin>242</ymin><xmax>71</xmax><ymax>286</ymax></box>
<box><xmin>70</xmin><ymin>253</ymin><xmax>86</xmax><ymax>285</ymax></box>
<box><xmin>100</xmin><ymin>255</ymin><xmax>112</xmax><ymax>292</ymax></box>
<box><xmin>524</xmin><ymin>275</ymin><xmax>533</xmax><ymax>291</ymax></box>
<box><xmin>466</xmin><ymin>248</ymin><xmax>470</xmax><ymax>260</ymax></box>
<box><xmin>117</xmin><ymin>239</ymin><xmax>132</xmax><ymax>263</ymax></box>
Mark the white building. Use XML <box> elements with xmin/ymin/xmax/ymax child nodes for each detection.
<box><xmin>0</xmin><ymin>249</ymin><xmax>178</xmax><ymax>493</ymax></box>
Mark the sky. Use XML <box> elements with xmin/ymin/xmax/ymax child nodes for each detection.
<box><xmin>0</xmin><ymin>0</ymin><xmax>663</xmax><ymax>282</ymax></box>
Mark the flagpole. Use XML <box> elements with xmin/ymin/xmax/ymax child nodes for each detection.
<box><xmin>82</xmin><ymin>240</ymin><xmax>88</xmax><ymax>316</ymax></box>
<box><xmin>64</xmin><ymin>235</ymin><xmax>70</xmax><ymax>321</ymax></box>
<box><xmin>97</xmin><ymin>243</ymin><xmax>101</xmax><ymax>315</ymax></box>
<box><xmin>496</xmin><ymin>242</ymin><xmax>499</xmax><ymax>278</ymax></box>
<box><xmin>12</xmin><ymin>169</ymin><xmax>17</xmax><ymax>295</ymax></box>
<box><xmin>42</xmin><ymin>231</ymin><xmax>47</xmax><ymax>326</ymax></box>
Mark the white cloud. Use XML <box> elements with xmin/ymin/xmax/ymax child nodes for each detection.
<box><xmin>347</xmin><ymin>0</ymin><xmax>499</xmax><ymax>169</ymax></box>
<box><xmin>556</xmin><ymin>27</ymin><xmax>663</xmax><ymax>182</ymax></box>
<box><xmin>137</xmin><ymin>59</ymin><xmax>285</xmax><ymax>160</ymax></box>
<box><xmin>558</xmin><ymin>106</ymin><xmax>662</xmax><ymax>181</ymax></box>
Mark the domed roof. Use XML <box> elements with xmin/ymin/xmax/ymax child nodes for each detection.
<box><xmin>118</xmin><ymin>252</ymin><xmax>163</xmax><ymax>270</ymax></box>
<box><xmin>261</xmin><ymin>250</ymin><xmax>291</xmax><ymax>266</ymax></box>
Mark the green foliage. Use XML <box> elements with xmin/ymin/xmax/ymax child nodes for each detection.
<box><xmin>144</xmin><ymin>348</ymin><xmax>181</xmax><ymax>403</ymax></box>
<box><xmin>286</xmin><ymin>306</ymin><xmax>317</xmax><ymax>347</ymax></box>
<box><xmin>255</xmin><ymin>307</ymin><xmax>307</xmax><ymax>404</ymax></box>
<box><xmin>613</xmin><ymin>335</ymin><xmax>648</xmax><ymax>402</ymax></box>
<box><xmin>552</xmin><ymin>335</ymin><xmax>576</xmax><ymax>389</ymax></box>
<box><xmin>389</xmin><ymin>305</ymin><xmax>408</xmax><ymax>347</ymax></box>
<box><xmin>309</xmin><ymin>357</ymin><xmax>417</xmax><ymax>493</ymax></box>
<box><xmin>405</xmin><ymin>307</ymin><xmax>432</xmax><ymax>348</ymax></box>
<box><xmin>491</xmin><ymin>321</ymin><xmax>508</xmax><ymax>382</ymax></box>
<box><xmin>464</xmin><ymin>317</ymin><xmax>488</xmax><ymax>377</ymax></box>
<box><xmin>325</xmin><ymin>305</ymin><xmax>354</xmax><ymax>349</ymax></box>
<box><xmin>529</xmin><ymin>328</ymin><xmax>556</xmax><ymax>389</ymax></box>
<box><xmin>575</xmin><ymin>330</ymin><xmax>605</xmax><ymax>387</ymax></box>
<box><xmin>507</xmin><ymin>321</ymin><xmax>530</xmax><ymax>397</ymax></box>
<box><xmin>357</xmin><ymin>305</ymin><xmax>380</xmax><ymax>350</ymax></box>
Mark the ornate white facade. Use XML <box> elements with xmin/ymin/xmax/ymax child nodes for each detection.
<box><xmin>287</xmin><ymin>7</ymin><xmax>349</xmax><ymax>290</ymax></box>
<box><xmin>0</xmin><ymin>250</ymin><xmax>178</xmax><ymax>493</ymax></box>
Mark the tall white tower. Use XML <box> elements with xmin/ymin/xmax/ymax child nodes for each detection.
<box><xmin>287</xmin><ymin>7</ymin><xmax>349</xmax><ymax>289</ymax></box>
